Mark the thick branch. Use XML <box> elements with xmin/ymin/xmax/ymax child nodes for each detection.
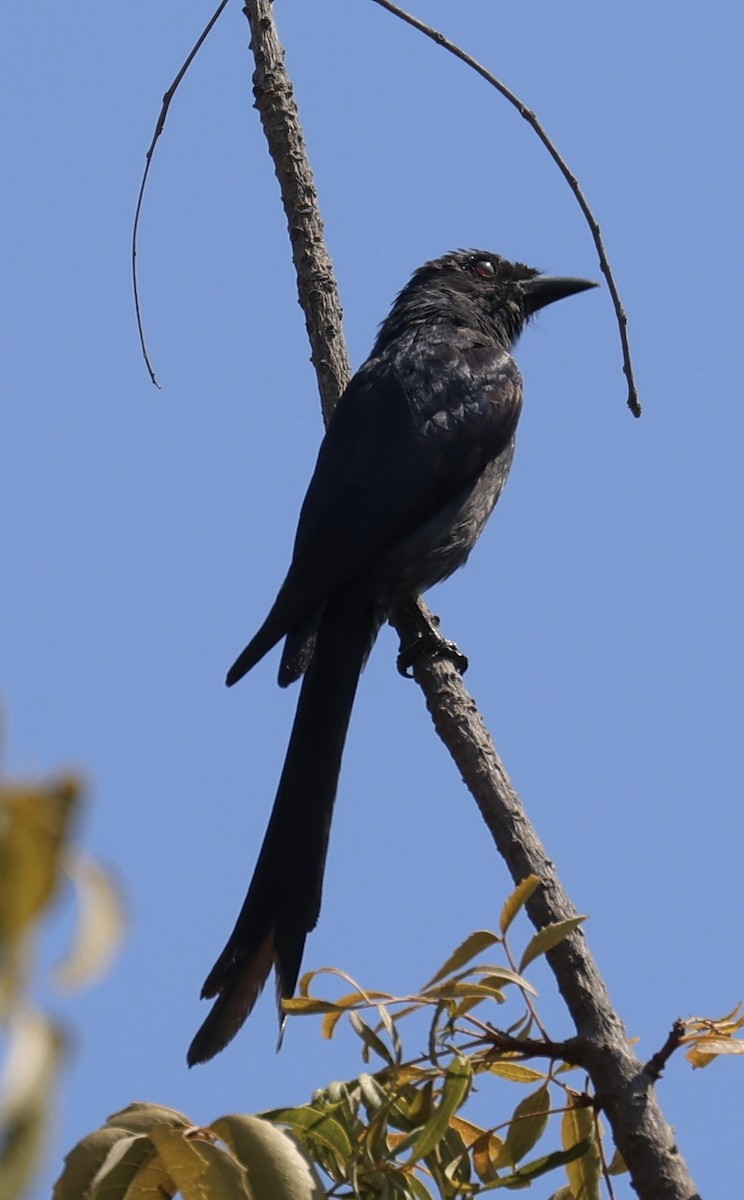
<box><xmin>244</xmin><ymin>1</ymin><xmax>349</xmax><ymax>420</ymax></box>
<box><xmin>241</xmin><ymin>4</ymin><xmax>698</xmax><ymax>1197</ymax></box>
<box><xmin>401</xmin><ymin>637</ymin><xmax>698</xmax><ymax>1198</ymax></box>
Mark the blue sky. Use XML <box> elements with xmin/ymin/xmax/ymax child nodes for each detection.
<box><xmin>3</xmin><ymin>2</ymin><xmax>743</xmax><ymax>1196</ymax></box>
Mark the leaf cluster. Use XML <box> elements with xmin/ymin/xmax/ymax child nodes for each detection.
<box><xmin>50</xmin><ymin>875</ymin><xmax>744</xmax><ymax>1199</ymax></box>
<box><xmin>54</xmin><ymin>1104</ymin><xmax>326</xmax><ymax>1200</ymax></box>
<box><xmin>53</xmin><ymin>878</ymin><xmax>610</xmax><ymax>1200</ymax></box>
<box><xmin>0</xmin><ymin>759</ymin><xmax>125</xmax><ymax>1200</ymax></box>
<box><xmin>265</xmin><ymin>880</ymin><xmax>604</xmax><ymax>1198</ymax></box>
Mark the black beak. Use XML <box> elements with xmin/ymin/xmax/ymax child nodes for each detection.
<box><xmin>522</xmin><ymin>274</ymin><xmax>598</xmax><ymax>316</ymax></box>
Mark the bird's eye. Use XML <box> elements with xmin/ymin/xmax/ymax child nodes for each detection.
<box><xmin>472</xmin><ymin>258</ymin><xmax>496</xmax><ymax>278</ymax></box>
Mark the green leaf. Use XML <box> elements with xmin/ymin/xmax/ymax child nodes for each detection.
<box><xmin>349</xmin><ymin>1011</ymin><xmax>395</xmax><ymax>1065</ymax></box>
<box><xmin>408</xmin><ymin>1056</ymin><xmax>472</xmax><ymax>1162</ymax></box>
<box><xmin>494</xmin><ymin>1084</ymin><xmax>550</xmax><ymax>1168</ymax></box>
<box><xmin>53</xmin><ymin>1128</ymin><xmax>138</xmax><ymax>1200</ymax></box>
<box><xmin>211</xmin><ymin>1114</ymin><xmax>325</xmax><ymax>1200</ymax></box>
<box><xmin>88</xmin><ymin>1134</ymin><xmax>156</xmax><ymax>1200</ymax></box>
<box><xmin>106</xmin><ymin>1103</ymin><xmax>190</xmax><ymax>1134</ymax></box>
<box><xmin>392</xmin><ymin>1079</ymin><xmax>434</xmax><ymax>1137</ymax></box>
<box><xmin>421</xmin><ymin>931</ymin><xmax>502</xmax><ymax>990</ymax></box>
<box><xmin>489</xmin><ymin>1140</ymin><xmax>592</xmax><ymax>1190</ymax></box>
<box><xmin>518</xmin><ymin>917</ymin><xmax>587</xmax><ymax>972</ymax></box>
<box><xmin>405</xmin><ymin>1172</ymin><xmax>435</xmax><ymax>1200</ymax></box>
<box><xmin>499</xmin><ymin>877</ymin><xmax>541</xmax><ymax>936</ymax></box>
<box><xmin>357</xmin><ymin>1072</ymin><xmax>389</xmax><ymax>1112</ymax></box>
<box><xmin>261</xmin><ymin>1105</ymin><xmax>354</xmax><ymax>1161</ymax></box>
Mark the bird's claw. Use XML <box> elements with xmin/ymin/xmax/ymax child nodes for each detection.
<box><xmin>396</xmin><ymin>620</ymin><xmax>469</xmax><ymax>678</ymax></box>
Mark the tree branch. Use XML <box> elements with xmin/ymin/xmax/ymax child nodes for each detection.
<box><xmin>243</xmin><ymin>2</ymin><xmax>349</xmax><ymax>422</ymax></box>
<box><xmin>241</xmin><ymin>3</ymin><xmax>698</xmax><ymax>1196</ymax></box>
<box><xmin>369</xmin><ymin>0</ymin><xmax>641</xmax><ymax>420</ymax></box>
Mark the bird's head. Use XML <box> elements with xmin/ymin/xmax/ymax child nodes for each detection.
<box><xmin>379</xmin><ymin>249</ymin><xmax>596</xmax><ymax>351</ymax></box>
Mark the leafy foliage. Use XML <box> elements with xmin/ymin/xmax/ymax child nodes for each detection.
<box><xmin>50</xmin><ymin>876</ymin><xmax>744</xmax><ymax>1199</ymax></box>
<box><xmin>53</xmin><ymin>877</ymin><xmax>599</xmax><ymax>1199</ymax></box>
<box><xmin>266</xmin><ymin>882</ymin><xmax>598</xmax><ymax>1197</ymax></box>
<box><xmin>0</xmin><ymin>755</ymin><xmax>125</xmax><ymax>1200</ymax></box>
<box><xmin>679</xmin><ymin>1004</ymin><xmax>744</xmax><ymax>1068</ymax></box>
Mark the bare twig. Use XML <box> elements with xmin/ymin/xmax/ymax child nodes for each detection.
<box><xmin>132</xmin><ymin>0</ymin><xmax>231</xmax><ymax>387</ymax></box>
<box><xmin>368</xmin><ymin>0</ymin><xmax>641</xmax><ymax>419</ymax></box>
<box><xmin>644</xmin><ymin>1020</ymin><xmax>686</xmax><ymax>1082</ymax></box>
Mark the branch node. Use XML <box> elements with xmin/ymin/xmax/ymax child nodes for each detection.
<box><xmin>643</xmin><ymin>1019</ymin><xmax>686</xmax><ymax>1082</ymax></box>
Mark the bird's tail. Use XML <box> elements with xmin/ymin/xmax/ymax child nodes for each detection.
<box><xmin>187</xmin><ymin>602</ymin><xmax>377</xmax><ymax>1066</ymax></box>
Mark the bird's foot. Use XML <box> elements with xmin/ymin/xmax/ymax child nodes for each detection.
<box><xmin>393</xmin><ymin>598</ymin><xmax>469</xmax><ymax>678</ymax></box>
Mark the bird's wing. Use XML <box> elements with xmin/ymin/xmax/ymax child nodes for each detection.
<box><xmin>227</xmin><ymin>330</ymin><xmax>522</xmax><ymax>681</ymax></box>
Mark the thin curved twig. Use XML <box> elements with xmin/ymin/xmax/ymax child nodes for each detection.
<box><xmin>132</xmin><ymin>0</ymin><xmax>231</xmax><ymax>388</ymax></box>
<box><xmin>368</xmin><ymin>0</ymin><xmax>641</xmax><ymax>419</ymax></box>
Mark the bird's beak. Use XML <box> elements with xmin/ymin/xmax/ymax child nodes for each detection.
<box><xmin>522</xmin><ymin>274</ymin><xmax>598</xmax><ymax>316</ymax></box>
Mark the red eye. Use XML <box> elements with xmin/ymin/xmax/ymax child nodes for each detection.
<box><xmin>472</xmin><ymin>259</ymin><xmax>495</xmax><ymax>278</ymax></box>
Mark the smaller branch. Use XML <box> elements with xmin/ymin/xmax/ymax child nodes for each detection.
<box><xmin>131</xmin><ymin>0</ymin><xmax>231</xmax><ymax>387</ymax></box>
<box><xmin>483</xmin><ymin>1028</ymin><xmax>587</xmax><ymax>1068</ymax></box>
<box><xmin>368</xmin><ymin>0</ymin><xmax>641</xmax><ymax>419</ymax></box>
<box><xmin>644</xmin><ymin>1020</ymin><xmax>686</xmax><ymax>1082</ymax></box>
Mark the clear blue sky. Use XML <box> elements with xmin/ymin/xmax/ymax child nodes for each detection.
<box><xmin>3</xmin><ymin>2</ymin><xmax>743</xmax><ymax>1196</ymax></box>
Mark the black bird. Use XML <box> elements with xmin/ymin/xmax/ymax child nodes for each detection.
<box><xmin>188</xmin><ymin>250</ymin><xmax>595</xmax><ymax>1065</ymax></box>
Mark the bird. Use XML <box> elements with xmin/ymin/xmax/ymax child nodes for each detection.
<box><xmin>187</xmin><ymin>249</ymin><xmax>596</xmax><ymax>1065</ymax></box>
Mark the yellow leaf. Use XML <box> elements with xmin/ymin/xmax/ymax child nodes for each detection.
<box><xmin>562</xmin><ymin>1093</ymin><xmax>600</xmax><ymax>1200</ymax></box>
<box><xmin>121</xmin><ymin>1150</ymin><xmax>176</xmax><ymax>1200</ymax></box>
<box><xmin>149</xmin><ymin>1124</ymin><xmax>250</xmax><ymax>1200</ymax></box>
<box><xmin>471</xmin><ymin>1130</ymin><xmax>503</xmax><ymax>1183</ymax></box>
<box><xmin>687</xmin><ymin>1002</ymin><xmax>743</xmax><ymax>1029</ymax></box>
<box><xmin>0</xmin><ymin>1012</ymin><xmax>65</xmax><ymax>1123</ymax></box>
<box><xmin>519</xmin><ymin>916</ymin><xmax>587</xmax><ymax>972</ymax></box>
<box><xmin>320</xmin><ymin>1009</ymin><xmax>345</xmax><ymax>1039</ymax></box>
<box><xmin>0</xmin><ymin>777</ymin><xmax>81</xmax><ymax>975</ymax></box>
<box><xmin>685</xmin><ymin>1036</ymin><xmax>744</xmax><ymax>1068</ymax></box>
<box><xmin>606</xmin><ymin>1146</ymin><xmax>628</xmax><ymax>1176</ymax></box>
<box><xmin>421</xmin><ymin>931</ymin><xmax>502</xmax><ymax>991</ymax></box>
<box><xmin>55</xmin><ymin>852</ymin><xmax>127</xmax><ymax>991</ymax></box>
<box><xmin>448</xmin><ymin>1114</ymin><xmax>486</xmax><ymax>1148</ymax></box>
<box><xmin>487</xmin><ymin>1062</ymin><xmax>546</xmax><ymax>1084</ymax></box>
<box><xmin>692</xmin><ymin>1036</ymin><xmax>744</xmax><ymax>1056</ymax></box>
<box><xmin>499</xmin><ymin>876</ymin><xmax>541</xmax><ymax>936</ymax></box>
<box><xmin>1</xmin><ymin>1010</ymin><xmax>65</xmax><ymax>1200</ymax></box>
